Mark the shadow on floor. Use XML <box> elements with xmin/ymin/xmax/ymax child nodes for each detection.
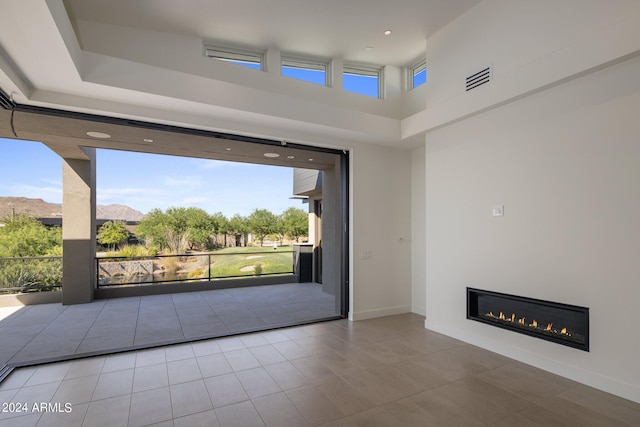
<box><xmin>0</xmin><ymin>282</ymin><xmax>339</xmax><ymax>368</ymax></box>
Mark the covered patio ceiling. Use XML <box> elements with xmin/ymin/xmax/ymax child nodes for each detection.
<box><xmin>0</xmin><ymin>95</ymin><xmax>340</xmax><ymax>169</ymax></box>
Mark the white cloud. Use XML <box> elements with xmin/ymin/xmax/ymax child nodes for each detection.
<box><xmin>162</xmin><ymin>176</ymin><xmax>202</xmax><ymax>187</ymax></box>
<box><xmin>99</xmin><ymin>187</ymin><xmax>161</xmax><ymax>197</ymax></box>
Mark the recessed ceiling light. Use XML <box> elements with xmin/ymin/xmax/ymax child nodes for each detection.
<box><xmin>86</xmin><ymin>131</ymin><xmax>111</xmax><ymax>139</ymax></box>
<box><xmin>143</xmin><ymin>138</ymin><xmax>153</xmax><ymax>143</ymax></box>
<box><xmin>264</xmin><ymin>152</ymin><xmax>280</xmax><ymax>158</ymax></box>
<box><xmin>287</xmin><ymin>156</ymin><xmax>295</xmax><ymax>159</ymax></box>
<box><xmin>384</xmin><ymin>30</ymin><xmax>392</xmax><ymax>36</ymax></box>
<box><xmin>308</xmin><ymin>158</ymin><xmax>314</xmax><ymax>162</ymax></box>
<box><xmin>225</xmin><ymin>148</ymin><xmax>232</xmax><ymax>151</ymax></box>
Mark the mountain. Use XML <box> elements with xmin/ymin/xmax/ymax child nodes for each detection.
<box><xmin>0</xmin><ymin>197</ymin><xmax>145</xmax><ymax>221</ymax></box>
<box><xmin>96</xmin><ymin>204</ymin><xmax>145</xmax><ymax>221</ymax></box>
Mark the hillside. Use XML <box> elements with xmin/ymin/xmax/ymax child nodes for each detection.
<box><xmin>0</xmin><ymin>197</ymin><xmax>145</xmax><ymax>221</ymax></box>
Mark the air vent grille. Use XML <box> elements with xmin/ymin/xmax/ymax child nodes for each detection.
<box><xmin>466</xmin><ymin>66</ymin><xmax>492</xmax><ymax>91</ymax></box>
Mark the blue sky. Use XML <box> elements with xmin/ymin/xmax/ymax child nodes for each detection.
<box><xmin>0</xmin><ymin>137</ymin><xmax>305</xmax><ymax>217</ymax></box>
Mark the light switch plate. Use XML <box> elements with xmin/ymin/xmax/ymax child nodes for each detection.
<box><xmin>492</xmin><ymin>205</ymin><xmax>504</xmax><ymax>216</ymax></box>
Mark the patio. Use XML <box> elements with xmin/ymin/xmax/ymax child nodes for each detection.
<box><xmin>0</xmin><ymin>282</ymin><xmax>337</xmax><ymax>368</ymax></box>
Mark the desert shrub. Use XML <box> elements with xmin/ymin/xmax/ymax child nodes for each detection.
<box><xmin>161</xmin><ymin>256</ymin><xmax>179</xmax><ymax>274</ymax></box>
<box><xmin>0</xmin><ymin>257</ymin><xmax>62</xmax><ymax>293</ymax></box>
<box><xmin>254</xmin><ymin>263</ymin><xmax>263</xmax><ymax>276</ymax></box>
<box><xmin>0</xmin><ymin>214</ymin><xmax>61</xmax><ymax>257</ymax></box>
<box><xmin>105</xmin><ymin>244</ymin><xmax>155</xmax><ymax>258</ymax></box>
<box><xmin>188</xmin><ymin>269</ymin><xmax>204</xmax><ymax>278</ymax></box>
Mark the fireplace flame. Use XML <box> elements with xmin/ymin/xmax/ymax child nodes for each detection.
<box><xmin>483</xmin><ymin>311</ymin><xmax>569</xmax><ymax>337</ymax></box>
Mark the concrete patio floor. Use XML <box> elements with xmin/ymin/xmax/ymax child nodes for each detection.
<box><xmin>0</xmin><ymin>283</ymin><xmax>337</xmax><ymax>368</ymax></box>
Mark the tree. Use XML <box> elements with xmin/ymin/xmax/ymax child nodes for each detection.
<box><xmin>227</xmin><ymin>214</ymin><xmax>248</xmax><ymax>247</ymax></box>
<box><xmin>281</xmin><ymin>207</ymin><xmax>308</xmax><ymax>243</ymax></box>
<box><xmin>210</xmin><ymin>212</ymin><xmax>229</xmax><ymax>248</ymax></box>
<box><xmin>247</xmin><ymin>209</ymin><xmax>276</xmax><ymax>246</ymax></box>
<box><xmin>0</xmin><ymin>214</ymin><xmax>61</xmax><ymax>257</ymax></box>
<box><xmin>135</xmin><ymin>208</ymin><xmax>168</xmax><ymax>250</ymax></box>
<box><xmin>97</xmin><ymin>220</ymin><xmax>129</xmax><ymax>251</ymax></box>
<box><xmin>182</xmin><ymin>207</ymin><xmax>215</xmax><ymax>250</ymax></box>
<box><xmin>271</xmin><ymin>215</ymin><xmax>286</xmax><ymax>246</ymax></box>
<box><xmin>0</xmin><ymin>214</ymin><xmax>63</xmax><ymax>292</ymax></box>
<box><xmin>136</xmin><ymin>207</ymin><xmax>216</xmax><ymax>253</ymax></box>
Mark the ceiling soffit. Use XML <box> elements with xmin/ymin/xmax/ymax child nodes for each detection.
<box><xmin>63</xmin><ymin>0</ymin><xmax>481</xmax><ymax>67</ymax></box>
<box><xmin>4</xmin><ymin>99</ymin><xmax>340</xmax><ymax>169</ymax></box>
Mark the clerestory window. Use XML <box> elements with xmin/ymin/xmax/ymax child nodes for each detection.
<box><xmin>204</xmin><ymin>43</ymin><xmax>264</xmax><ymax>70</ymax></box>
<box><xmin>343</xmin><ymin>64</ymin><xmax>383</xmax><ymax>99</ymax></box>
<box><xmin>410</xmin><ymin>58</ymin><xmax>427</xmax><ymax>89</ymax></box>
<box><xmin>281</xmin><ymin>55</ymin><xmax>330</xmax><ymax>86</ymax></box>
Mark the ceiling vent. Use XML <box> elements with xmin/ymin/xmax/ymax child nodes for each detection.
<box><xmin>466</xmin><ymin>65</ymin><xmax>492</xmax><ymax>92</ymax></box>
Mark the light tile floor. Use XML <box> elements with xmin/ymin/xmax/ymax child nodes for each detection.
<box><xmin>0</xmin><ymin>283</ymin><xmax>337</xmax><ymax>367</ymax></box>
<box><xmin>0</xmin><ymin>313</ymin><xmax>638</xmax><ymax>426</ymax></box>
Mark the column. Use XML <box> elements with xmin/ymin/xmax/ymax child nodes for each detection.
<box><xmin>61</xmin><ymin>147</ymin><xmax>96</xmax><ymax>304</ymax></box>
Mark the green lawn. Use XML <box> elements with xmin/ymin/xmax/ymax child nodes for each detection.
<box><xmin>208</xmin><ymin>246</ymin><xmax>294</xmax><ymax>278</ymax></box>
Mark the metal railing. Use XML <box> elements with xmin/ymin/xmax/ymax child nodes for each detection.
<box><xmin>96</xmin><ymin>250</ymin><xmax>295</xmax><ymax>287</ymax></box>
<box><xmin>0</xmin><ymin>256</ymin><xmax>63</xmax><ymax>294</ymax></box>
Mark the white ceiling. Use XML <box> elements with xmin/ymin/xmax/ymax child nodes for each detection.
<box><xmin>0</xmin><ymin>0</ymin><xmax>480</xmax><ymax>155</ymax></box>
<box><xmin>63</xmin><ymin>0</ymin><xmax>480</xmax><ymax>66</ymax></box>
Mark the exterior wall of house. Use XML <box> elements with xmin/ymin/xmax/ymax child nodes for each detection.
<box><xmin>293</xmin><ymin>169</ymin><xmax>322</xmax><ymax>196</ymax></box>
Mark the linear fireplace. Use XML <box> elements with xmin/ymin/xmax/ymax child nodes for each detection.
<box><xmin>467</xmin><ymin>288</ymin><xmax>589</xmax><ymax>351</ymax></box>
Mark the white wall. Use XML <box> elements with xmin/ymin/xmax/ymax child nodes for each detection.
<box><xmin>74</xmin><ymin>20</ymin><xmax>405</xmax><ymax>120</ymax></box>
<box><xmin>349</xmin><ymin>142</ymin><xmax>413</xmax><ymax>320</ymax></box>
<box><xmin>411</xmin><ymin>145</ymin><xmax>426</xmax><ymax>315</ymax></box>
<box><xmin>425</xmin><ymin>0</ymin><xmax>639</xmax><ymax>108</ymax></box>
<box><xmin>424</xmin><ymin>55</ymin><xmax>640</xmax><ymax>403</ymax></box>
<box><xmin>402</xmin><ymin>0</ymin><xmax>640</xmax><ymax>140</ymax></box>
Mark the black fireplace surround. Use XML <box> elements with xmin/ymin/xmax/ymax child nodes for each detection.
<box><xmin>467</xmin><ymin>288</ymin><xmax>589</xmax><ymax>351</ymax></box>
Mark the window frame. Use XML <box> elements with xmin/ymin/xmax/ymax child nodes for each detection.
<box><xmin>342</xmin><ymin>63</ymin><xmax>384</xmax><ymax>99</ymax></box>
<box><xmin>203</xmin><ymin>43</ymin><xmax>265</xmax><ymax>71</ymax></box>
<box><xmin>281</xmin><ymin>54</ymin><xmax>331</xmax><ymax>87</ymax></box>
<box><xmin>408</xmin><ymin>57</ymin><xmax>427</xmax><ymax>90</ymax></box>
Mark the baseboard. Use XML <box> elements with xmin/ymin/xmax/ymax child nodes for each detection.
<box><xmin>350</xmin><ymin>305</ymin><xmax>411</xmax><ymax>321</ymax></box>
<box><xmin>411</xmin><ymin>305</ymin><xmax>426</xmax><ymax>316</ymax></box>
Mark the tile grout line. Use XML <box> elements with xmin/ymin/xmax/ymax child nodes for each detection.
<box><xmin>6</xmin><ymin>306</ymin><xmax>69</xmax><ymax>365</ymax></box>
<box><xmin>74</xmin><ymin>301</ymin><xmax>110</xmax><ymax>356</ymax></box>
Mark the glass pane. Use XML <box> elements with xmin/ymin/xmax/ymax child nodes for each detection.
<box><xmin>413</xmin><ymin>68</ymin><xmax>427</xmax><ymax>88</ymax></box>
<box><xmin>343</xmin><ymin>73</ymin><xmax>378</xmax><ymax>98</ymax></box>
<box><xmin>217</xmin><ymin>58</ymin><xmax>262</xmax><ymax>70</ymax></box>
<box><xmin>282</xmin><ymin>66</ymin><xmax>326</xmax><ymax>85</ymax></box>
